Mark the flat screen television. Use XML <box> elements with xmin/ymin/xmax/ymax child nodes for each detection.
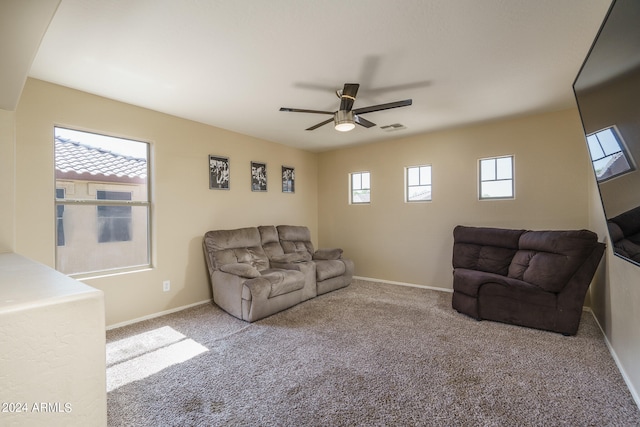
<box><xmin>573</xmin><ymin>0</ymin><xmax>640</xmax><ymax>266</ymax></box>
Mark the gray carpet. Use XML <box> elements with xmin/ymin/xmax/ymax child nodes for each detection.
<box><xmin>106</xmin><ymin>279</ymin><xmax>640</xmax><ymax>426</ymax></box>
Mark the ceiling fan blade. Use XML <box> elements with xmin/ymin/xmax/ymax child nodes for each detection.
<box><xmin>280</xmin><ymin>107</ymin><xmax>334</xmax><ymax>115</ymax></box>
<box><xmin>306</xmin><ymin>117</ymin><xmax>334</xmax><ymax>131</ymax></box>
<box><xmin>352</xmin><ymin>99</ymin><xmax>412</xmax><ymax>115</ymax></box>
<box><xmin>339</xmin><ymin>83</ymin><xmax>360</xmax><ymax>111</ymax></box>
<box><xmin>354</xmin><ymin>115</ymin><xmax>376</xmax><ymax>128</ymax></box>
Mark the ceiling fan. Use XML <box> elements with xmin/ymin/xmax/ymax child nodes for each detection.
<box><xmin>280</xmin><ymin>83</ymin><xmax>412</xmax><ymax>132</ymax></box>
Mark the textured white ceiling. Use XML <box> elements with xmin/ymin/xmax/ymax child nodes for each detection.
<box><xmin>25</xmin><ymin>0</ymin><xmax>611</xmax><ymax>151</ymax></box>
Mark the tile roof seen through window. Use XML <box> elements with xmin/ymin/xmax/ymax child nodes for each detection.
<box><xmin>55</xmin><ymin>137</ymin><xmax>147</xmax><ymax>179</ymax></box>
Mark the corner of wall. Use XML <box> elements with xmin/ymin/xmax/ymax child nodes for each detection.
<box><xmin>0</xmin><ymin>108</ymin><xmax>16</xmax><ymax>253</ymax></box>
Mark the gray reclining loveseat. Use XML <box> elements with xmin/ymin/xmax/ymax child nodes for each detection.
<box><xmin>203</xmin><ymin>225</ymin><xmax>353</xmax><ymax>322</ymax></box>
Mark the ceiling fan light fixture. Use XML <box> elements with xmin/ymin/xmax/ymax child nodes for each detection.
<box><xmin>334</xmin><ymin>110</ymin><xmax>355</xmax><ymax>132</ymax></box>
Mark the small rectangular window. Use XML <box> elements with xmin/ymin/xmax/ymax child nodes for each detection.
<box><xmin>406</xmin><ymin>165</ymin><xmax>432</xmax><ymax>202</ymax></box>
<box><xmin>586</xmin><ymin>126</ymin><xmax>634</xmax><ymax>182</ymax></box>
<box><xmin>350</xmin><ymin>171</ymin><xmax>370</xmax><ymax>204</ymax></box>
<box><xmin>479</xmin><ymin>155</ymin><xmax>514</xmax><ymax>200</ymax></box>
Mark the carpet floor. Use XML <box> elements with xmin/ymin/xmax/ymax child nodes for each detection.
<box><xmin>106</xmin><ymin>279</ymin><xmax>640</xmax><ymax>426</ymax></box>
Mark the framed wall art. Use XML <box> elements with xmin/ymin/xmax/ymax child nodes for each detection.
<box><xmin>251</xmin><ymin>161</ymin><xmax>267</xmax><ymax>192</ymax></box>
<box><xmin>282</xmin><ymin>166</ymin><xmax>295</xmax><ymax>193</ymax></box>
<box><xmin>209</xmin><ymin>155</ymin><xmax>230</xmax><ymax>190</ymax></box>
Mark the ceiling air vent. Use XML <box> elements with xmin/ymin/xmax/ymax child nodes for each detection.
<box><xmin>380</xmin><ymin>123</ymin><xmax>406</xmax><ymax>132</ymax></box>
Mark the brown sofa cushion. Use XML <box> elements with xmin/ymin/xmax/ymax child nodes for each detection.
<box><xmin>452</xmin><ymin>226</ymin><xmax>525</xmax><ymax>275</ymax></box>
<box><xmin>507</xmin><ymin>230</ymin><xmax>599</xmax><ymax>293</ymax></box>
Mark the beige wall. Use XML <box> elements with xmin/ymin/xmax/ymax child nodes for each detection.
<box><xmin>0</xmin><ymin>108</ymin><xmax>15</xmax><ymax>253</ymax></box>
<box><xmin>15</xmin><ymin>78</ymin><xmax>318</xmax><ymax>326</ymax></box>
<box><xmin>318</xmin><ymin>109</ymin><xmax>593</xmax><ymax>288</ymax></box>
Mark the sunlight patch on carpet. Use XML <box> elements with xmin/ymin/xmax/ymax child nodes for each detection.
<box><xmin>106</xmin><ymin>326</ymin><xmax>208</xmax><ymax>392</ymax></box>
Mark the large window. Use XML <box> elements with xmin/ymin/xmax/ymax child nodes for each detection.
<box><xmin>479</xmin><ymin>155</ymin><xmax>514</xmax><ymax>200</ymax></box>
<box><xmin>54</xmin><ymin>127</ymin><xmax>150</xmax><ymax>276</ymax></box>
<box><xmin>406</xmin><ymin>165</ymin><xmax>432</xmax><ymax>202</ymax></box>
<box><xmin>350</xmin><ymin>171</ymin><xmax>370</xmax><ymax>204</ymax></box>
<box><xmin>586</xmin><ymin>126</ymin><xmax>634</xmax><ymax>182</ymax></box>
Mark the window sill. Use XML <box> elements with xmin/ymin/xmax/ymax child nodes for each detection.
<box><xmin>70</xmin><ymin>265</ymin><xmax>153</xmax><ymax>281</ymax></box>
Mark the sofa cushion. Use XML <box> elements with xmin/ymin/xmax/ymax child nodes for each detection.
<box><xmin>453</xmin><ymin>268</ymin><xmax>532</xmax><ymax>297</ymax></box>
<box><xmin>313</xmin><ymin>248</ymin><xmax>343</xmax><ymax>260</ymax></box>
<box><xmin>213</xmin><ymin>247</ymin><xmax>270</xmax><ymax>271</ymax></box>
<box><xmin>277</xmin><ymin>225</ymin><xmax>315</xmax><ymax>255</ymax></box>
<box><xmin>220</xmin><ymin>263</ymin><xmax>261</xmax><ymax>278</ymax></box>
<box><xmin>453</xmin><ymin>244</ymin><xmax>518</xmax><ymax>276</ymax></box>
<box><xmin>315</xmin><ymin>260</ymin><xmax>346</xmax><ymax>281</ymax></box>
<box><xmin>507</xmin><ymin>229</ymin><xmax>599</xmax><ymax>293</ymax></box>
<box><xmin>204</xmin><ymin>227</ymin><xmax>270</xmax><ymax>271</ymax></box>
<box><xmin>281</xmin><ymin>240</ymin><xmax>312</xmax><ymax>255</ymax></box>
<box><xmin>453</xmin><ymin>225</ymin><xmax>524</xmax><ymax>249</ymax></box>
<box><xmin>270</xmin><ymin>252</ymin><xmax>312</xmax><ymax>263</ymax></box>
<box><xmin>260</xmin><ymin>269</ymin><xmax>305</xmax><ymax>298</ymax></box>
<box><xmin>258</xmin><ymin>225</ymin><xmax>285</xmax><ymax>259</ymax></box>
<box><xmin>452</xmin><ymin>226</ymin><xmax>525</xmax><ymax>275</ymax></box>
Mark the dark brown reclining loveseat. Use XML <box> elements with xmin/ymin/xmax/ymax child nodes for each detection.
<box><xmin>451</xmin><ymin>225</ymin><xmax>605</xmax><ymax>335</ymax></box>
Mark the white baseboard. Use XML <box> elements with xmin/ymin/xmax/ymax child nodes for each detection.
<box><xmin>585</xmin><ymin>307</ymin><xmax>640</xmax><ymax>409</ymax></box>
<box><xmin>106</xmin><ymin>299</ymin><xmax>212</xmax><ymax>330</ymax></box>
<box><xmin>354</xmin><ymin>276</ymin><xmax>453</xmax><ymax>293</ymax></box>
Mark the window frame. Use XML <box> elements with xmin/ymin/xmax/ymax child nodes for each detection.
<box><xmin>405</xmin><ymin>164</ymin><xmax>432</xmax><ymax>203</ymax></box>
<box><xmin>54</xmin><ymin>126</ymin><xmax>152</xmax><ymax>277</ymax></box>
<box><xmin>586</xmin><ymin>126</ymin><xmax>635</xmax><ymax>183</ymax></box>
<box><xmin>478</xmin><ymin>155</ymin><xmax>515</xmax><ymax>200</ymax></box>
<box><xmin>350</xmin><ymin>171</ymin><xmax>371</xmax><ymax>204</ymax></box>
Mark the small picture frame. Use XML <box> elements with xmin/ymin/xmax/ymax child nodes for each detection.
<box><xmin>282</xmin><ymin>166</ymin><xmax>295</xmax><ymax>193</ymax></box>
<box><xmin>251</xmin><ymin>161</ymin><xmax>267</xmax><ymax>192</ymax></box>
<box><xmin>209</xmin><ymin>155</ymin><xmax>230</xmax><ymax>190</ymax></box>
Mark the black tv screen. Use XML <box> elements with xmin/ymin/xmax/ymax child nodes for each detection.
<box><xmin>573</xmin><ymin>0</ymin><xmax>640</xmax><ymax>266</ymax></box>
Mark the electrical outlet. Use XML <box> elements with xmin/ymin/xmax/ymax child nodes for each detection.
<box><xmin>163</xmin><ymin>280</ymin><xmax>170</xmax><ymax>292</ymax></box>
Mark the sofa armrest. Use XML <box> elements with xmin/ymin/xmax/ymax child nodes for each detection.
<box><xmin>242</xmin><ymin>277</ymin><xmax>272</xmax><ymax>301</ymax></box>
<box><xmin>313</xmin><ymin>248</ymin><xmax>343</xmax><ymax>260</ymax></box>
<box><xmin>211</xmin><ymin>270</ymin><xmax>247</xmax><ymax>319</ymax></box>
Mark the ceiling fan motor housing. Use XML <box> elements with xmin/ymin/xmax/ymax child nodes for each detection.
<box><xmin>334</xmin><ymin>110</ymin><xmax>355</xmax><ymax>132</ymax></box>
